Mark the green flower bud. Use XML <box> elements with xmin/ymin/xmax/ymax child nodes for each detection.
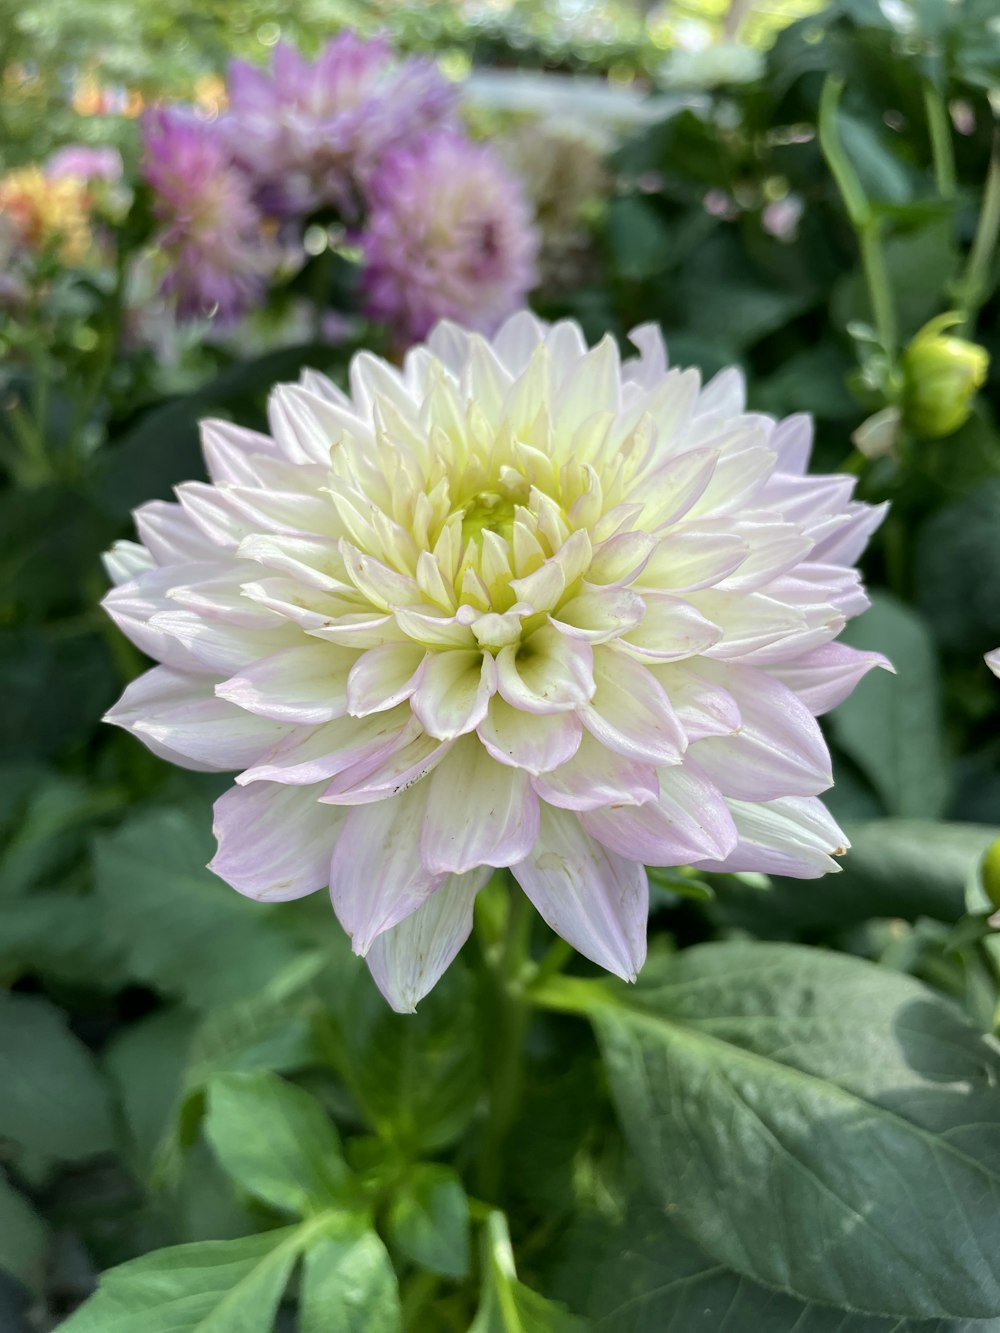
<box><xmin>982</xmin><ymin>838</ymin><xmax>1000</xmax><ymax>914</ymax></box>
<box><xmin>901</xmin><ymin>313</ymin><xmax>989</xmax><ymax>439</ymax></box>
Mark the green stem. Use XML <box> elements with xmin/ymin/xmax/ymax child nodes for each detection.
<box><xmin>67</xmin><ymin>243</ymin><xmax>127</xmax><ymax>464</ymax></box>
<box><xmin>956</xmin><ymin>133</ymin><xmax>1000</xmax><ymax>335</ymax></box>
<box><xmin>859</xmin><ymin>223</ymin><xmax>898</xmax><ymax>359</ymax></box>
<box><xmin>923</xmin><ymin>83</ymin><xmax>956</xmax><ymax>200</ymax></box>
<box><xmin>476</xmin><ymin>886</ymin><xmax>532</xmax><ymax>1203</ymax></box>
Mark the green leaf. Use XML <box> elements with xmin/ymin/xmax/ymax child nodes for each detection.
<box><xmin>0</xmin><ymin>992</ymin><xmax>115</xmax><ymax>1160</ymax></box>
<box><xmin>605</xmin><ymin>197</ymin><xmax>671</xmax><ymax>282</ymax></box>
<box><xmin>915</xmin><ymin>477</ymin><xmax>1000</xmax><ymax>654</ymax></box>
<box><xmin>471</xmin><ymin>1212</ymin><xmax>587</xmax><ymax>1333</ymax></box>
<box><xmin>553</xmin><ymin>1199</ymin><xmax>1000</xmax><ymax>1333</ymax></box>
<box><xmin>831</xmin><ymin>592</ymin><xmax>949</xmax><ymax>818</ymax></box>
<box><xmin>387</xmin><ymin>1163</ymin><xmax>469</xmax><ymax>1280</ymax></box>
<box><xmin>589</xmin><ymin>942</ymin><xmax>1000</xmax><ymax>1318</ymax></box>
<box><xmin>0</xmin><ymin>1173</ymin><xmax>47</xmax><ymax>1292</ymax></box>
<box><xmin>204</xmin><ymin>1071</ymin><xmax>349</xmax><ymax>1217</ymax></box>
<box><xmin>58</xmin><ymin>1226</ymin><xmax>307</xmax><ymax>1333</ymax></box>
<box><xmin>298</xmin><ymin>1217</ymin><xmax>402</xmax><ymax>1333</ymax></box>
<box><xmin>92</xmin><ymin>805</ymin><xmax>303</xmax><ymax>1009</ymax></box>
<box><xmin>104</xmin><ymin>1008</ymin><xmax>196</xmax><ymax>1177</ymax></box>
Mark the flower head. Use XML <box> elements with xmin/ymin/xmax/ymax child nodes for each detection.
<box><xmin>46</xmin><ymin>145</ymin><xmax>124</xmax><ymax>184</ymax></box>
<box><xmin>361</xmin><ymin>131</ymin><xmax>538</xmax><ymax>345</ymax></box>
<box><xmin>102</xmin><ymin>315</ymin><xmax>887</xmax><ymax>1011</ymax></box>
<box><xmin>222</xmin><ymin>35</ymin><xmax>459</xmax><ymax>218</ymax></box>
<box><xmin>0</xmin><ymin>165</ymin><xmax>93</xmax><ymax>264</ymax></box>
<box><xmin>142</xmin><ymin>106</ymin><xmax>276</xmax><ymax>323</ymax></box>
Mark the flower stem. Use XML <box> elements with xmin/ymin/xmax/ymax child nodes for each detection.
<box><xmin>923</xmin><ymin>84</ymin><xmax>956</xmax><ymax>200</ymax></box>
<box><xmin>476</xmin><ymin>884</ymin><xmax>532</xmax><ymax>1203</ymax></box>
<box><xmin>956</xmin><ymin>132</ymin><xmax>1000</xmax><ymax>335</ymax></box>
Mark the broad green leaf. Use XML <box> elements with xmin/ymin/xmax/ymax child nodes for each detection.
<box><xmin>831</xmin><ymin>593</ymin><xmax>949</xmax><ymax>818</ymax></box>
<box><xmin>58</xmin><ymin>1226</ymin><xmax>306</xmax><ymax>1333</ymax></box>
<box><xmin>915</xmin><ymin>478</ymin><xmax>1000</xmax><ymax>654</ymax></box>
<box><xmin>204</xmin><ymin>1071</ymin><xmax>349</xmax><ymax>1217</ymax></box>
<box><xmin>0</xmin><ymin>992</ymin><xmax>114</xmax><ymax>1160</ymax></box>
<box><xmin>0</xmin><ymin>893</ymin><xmax>123</xmax><ymax>986</ymax></box>
<box><xmin>92</xmin><ymin>806</ymin><xmax>302</xmax><ymax>1009</ymax></box>
<box><xmin>587</xmin><ymin>943</ymin><xmax>1000</xmax><ymax>1319</ymax></box>
<box><xmin>552</xmin><ymin>1199</ymin><xmax>1000</xmax><ymax>1333</ymax></box>
<box><xmin>470</xmin><ymin>1212</ymin><xmax>587</xmax><ymax>1333</ymax></box>
<box><xmin>387</xmin><ymin>1164</ymin><xmax>469</xmax><ymax>1280</ymax></box>
<box><xmin>0</xmin><ymin>1173</ymin><xmax>46</xmax><ymax>1292</ymax></box>
<box><xmin>713</xmin><ymin>819</ymin><xmax>1000</xmax><ymax>936</ymax></box>
<box><xmin>605</xmin><ymin>197</ymin><xmax>671</xmax><ymax>281</ymax></box>
<box><xmin>298</xmin><ymin>1217</ymin><xmax>401</xmax><ymax>1333</ymax></box>
<box><xmin>104</xmin><ymin>1008</ymin><xmax>196</xmax><ymax>1176</ymax></box>
<box><xmin>0</xmin><ymin>772</ymin><xmax>118</xmax><ymax>900</ymax></box>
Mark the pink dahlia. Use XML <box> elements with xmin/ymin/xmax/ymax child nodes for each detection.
<box><xmin>103</xmin><ymin>315</ymin><xmax>888</xmax><ymax>1011</ymax></box>
<box><xmin>46</xmin><ymin>145</ymin><xmax>123</xmax><ymax>184</ymax></box>
<box><xmin>142</xmin><ymin>107</ymin><xmax>275</xmax><ymax>323</ymax></box>
<box><xmin>222</xmin><ymin>35</ymin><xmax>459</xmax><ymax>218</ymax></box>
<box><xmin>361</xmin><ymin>131</ymin><xmax>538</xmax><ymax>345</ymax></box>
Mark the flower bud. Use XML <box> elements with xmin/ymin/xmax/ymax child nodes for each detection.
<box><xmin>901</xmin><ymin>313</ymin><xmax>988</xmax><ymax>439</ymax></box>
<box><xmin>982</xmin><ymin>838</ymin><xmax>1000</xmax><ymax>915</ymax></box>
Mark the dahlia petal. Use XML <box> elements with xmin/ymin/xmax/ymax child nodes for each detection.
<box><xmin>392</xmin><ymin>607</ymin><xmax>477</xmax><ymax>648</ymax></box>
<box><xmin>987</xmin><ymin>649</ymin><xmax>1000</xmax><ymax>678</ymax></box>
<box><xmin>421</xmin><ymin>737</ymin><xmax>539</xmax><ymax>874</ymax></box>
<box><xmin>216</xmin><ymin>642</ymin><xmax>356</xmax><ymax>723</ymax></box>
<box><xmin>767</xmin><ymin>642</ymin><xmax>894</xmax><ymax>715</ymax></box>
<box><xmin>366</xmin><ymin>868</ymin><xmax>490</xmax><ymax>1012</ymax></box>
<box><xmin>690</xmin><ymin>795</ymin><xmax>849</xmax><ymax>878</ymax></box>
<box><xmin>690</xmin><ymin>662</ymin><xmax>833</xmax><ymax>800</ymax></box>
<box><xmin>411</xmin><ymin>649</ymin><xmax>497</xmax><ymax>740</ymax></box>
<box><xmin>496</xmin><ymin>625</ymin><xmax>595</xmax><ymax>714</ymax></box>
<box><xmin>308</xmin><ymin>613</ymin><xmax>412</xmax><ymax>649</ymax></box>
<box><xmin>211</xmin><ymin>780</ymin><xmax>343</xmax><ymax>900</ymax></box>
<box><xmin>239</xmin><ymin>708</ymin><xmax>415</xmax><ymax>785</ymax></box>
<box><xmin>582</xmin><ymin>650</ymin><xmax>686</xmax><ymax>766</ymax></box>
<box><xmin>550</xmin><ymin>587</ymin><xmax>645</xmax><ymax>643</ymax></box>
<box><xmin>697</xmin><ymin>365</ymin><xmax>746</xmax><ymax>418</ymax></box>
<box><xmin>718</xmin><ymin>522</ymin><xmax>814</xmax><ymax>592</ymax></box>
<box><xmin>147</xmin><ymin>607</ymin><xmax>299</xmax><ymax>674</ymax></box>
<box><xmin>649</xmin><ymin>661</ymin><xmax>741</xmax><ymax>741</ymax></box>
<box><xmin>621</xmin><ymin>592</ymin><xmax>723</xmax><ymax>662</ymax></box>
<box><xmin>135</xmin><ymin>500</ymin><xmax>217</xmax><ymax>564</ymax></box>
<box><xmin>583</xmin><ymin>760</ymin><xmax>737</xmax><ymax>865</ymax></box>
<box><xmin>477</xmin><ymin>697</ymin><xmax>582</xmax><ymax>774</ymax></box>
<box><xmin>586</xmin><ymin>531</ymin><xmax>657</xmax><ymax>586</ymax></box>
<box><xmin>321</xmin><ymin>731</ymin><xmax>452</xmax><ymax>805</ymax></box>
<box><xmin>268</xmin><ymin>383</ymin><xmax>361</xmax><ymax>463</ymax></box>
<box><xmin>532</xmin><ymin>732</ymin><xmax>659</xmax><ymax>811</ymax></box>
<box><xmin>201</xmin><ymin>419</ymin><xmax>281</xmax><ymax>485</ymax></box>
<box><xmin>346</xmin><ymin>642</ymin><xmax>427</xmax><ymax>716</ymax></box>
<box><xmin>637</xmin><ymin>448</ymin><xmax>719</xmax><ymax>529</ymax></box>
<box><xmin>810</xmin><ymin>501</ymin><xmax>888</xmax><ymax>566</ymax></box>
<box><xmin>512</xmin><ymin>807</ymin><xmax>648</xmax><ymax>982</ymax></box>
<box><xmin>237</xmin><ymin>533</ymin><xmax>349</xmax><ymax>591</ymax></box>
<box><xmin>624</xmin><ymin>322</ymin><xmax>668</xmax><ymax>388</ymax></box>
<box><xmin>684</xmin><ymin>443</ymin><xmax>776</xmax><ymax>519</ymax></box>
<box><xmin>770</xmin><ymin>413</ymin><xmax>812</xmax><ymax>475</ymax></box>
<box><xmin>106</xmin><ymin>665</ymin><xmax>290</xmax><ymax>770</ymax></box>
<box><xmin>640</xmin><ymin>529</ymin><xmax>748</xmax><ymax>592</ymax></box>
<box><xmin>103</xmin><ymin>541</ymin><xmax>153</xmax><ymax>586</ymax></box>
<box><xmin>329</xmin><ymin>784</ymin><xmax>443</xmax><ymax>953</ymax></box>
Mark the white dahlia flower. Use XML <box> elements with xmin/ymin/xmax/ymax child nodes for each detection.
<box><xmin>987</xmin><ymin>650</ymin><xmax>1000</xmax><ymax>678</ymax></box>
<box><xmin>103</xmin><ymin>315</ymin><xmax>888</xmax><ymax>1010</ymax></box>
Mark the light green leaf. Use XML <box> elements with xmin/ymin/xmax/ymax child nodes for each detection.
<box><xmin>0</xmin><ymin>992</ymin><xmax>115</xmax><ymax>1160</ymax></box>
<box><xmin>470</xmin><ymin>1212</ymin><xmax>588</xmax><ymax>1333</ymax></box>
<box><xmin>298</xmin><ymin>1217</ymin><xmax>402</xmax><ymax>1333</ymax></box>
<box><xmin>387</xmin><ymin>1163</ymin><xmax>469</xmax><ymax>1280</ymax></box>
<box><xmin>0</xmin><ymin>1172</ymin><xmax>47</xmax><ymax>1292</ymax></box>
<box><xmin>831</xmin><ymin>592</ymin><xmax>949</xmax><ymax>818</ymax></box>
<box><xmin>204</xmin><ymin>1071</ymin><xmax>349</xmax><ymax>1217</ymax></box>
<box><xmin>92</xmin><ymin>806</ymin><xmax>303</xmax><ymax>1009</ymax></box>
<box><xmin>589</xmin><ymin>943</ymin><xmax>1000</xmax><ymax>1319</ymax></box>
<box><xmin>58</xmin><ymin>1226</ymin><xmax>307</xmax><ymax>1333</ymax></box>
<box><xmin>104</xmin><ymin>1008</ymin><xmax>196</xmax><ymax>1176</ymax></box>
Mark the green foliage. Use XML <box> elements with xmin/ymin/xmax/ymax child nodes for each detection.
<box><xmin>387</xmin><ymin>1164</ymin><xmax>470</xmax><ymax>1280</ymax></box>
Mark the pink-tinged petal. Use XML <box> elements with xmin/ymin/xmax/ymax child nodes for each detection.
<box><xmin>216</xmin><ymin>643</ymin><xmax>357</xmax><ymax>724</ymax></box>
<box><xmin>268</xmin><ymin>382</ymin><xmax>368</xmax><ymax>463</ymax></box>
<box><xmin>583</xmin><ymin>760</ymin><xmax>737</xmax><ymax>865</ymax></box>
<box><xmin>309</xmin><ymin>613</ymin><xmax>412</xmax><ymax>649</ymax></box>
<box><xmin>393</xmin><ymin>607</ymin><xmax>478</xmax><ymax>648</ymax></box>
<box><xmin>809</xmin><ymin>501</ymin><xmax>888</xmax><ymax>566</ymax></box>
<box><xmin>987</xmin><ymin>649</ymin><xmax>1000</xmax><ymax>679</ymax></box>
<box><xmin>512</xmin><ymin>807</ymin><xmax>648</xmax><ymax>981</ymax></box>
<box><xmin>697</xmin><ymin>365</ymin><xmax>746</xmax><ymax>418</ymax></box>
<box><xmin>211</xmin><ymin>781</ymin><xmax>343</xmax><ymax>901</ymax></box>
<box><xmin>532</xmin><ymin>732</ymin><xmax>659</xmax><ymax>811</ymax></box>
<box><xmin>649</xmin><ymin>661</ymin><xmax>741</xmax><ymax>742</ymax></box>
<box><xmin>496</xmin><ymin>626</ymin><xmax>594</xmax><ymax>714</ymax></box>
<box><xmin>690</xmin><ymin>796</ymin><xmax>849</xmax><ymax>879</ymax></box>
<box><xmin>637</xmin><ymin>448</ymin><xmax>719</xmax><ymax>529</ymax></box>
<box><xmin>586</xmin><ymin>531</ymin><xmax>657</xmax><ymax>587</ymax></box>
<box><xmin>581</xmin><ymin>650</ymin><xmax>686</xmax><ymax>766</ymax></box>
<box><xmin>201</xmin><ymin>419</ymin><xmax>280</xmax><ymax>484</ymax></box>
<box><xmin>689</xmin><ymin>661</ymin><xmax>833</xmax><ymax>800</ymax></box>
<box><xmin>767</xmin><ymin>642</ymin><xmax>894</xmax><ymax>715</ymax></box>
<box><xmin>690</xmin><ymin>590</ymin><xmax>811</xmax><ymax>661</ymax></box>
<box><xmin>321</xmin><ymin>732</ymin><xmax>452</xmax><ymax>805</ymax></box>
<box><xmin>340</xmin><ymin>541</ymin><xmax>422</xmax><ymax>611</ymax></box>
<box><xmin>366</xmin><ymin>868</ymin><xmax>490</xmax><ymax>1013</ymax></box>
<box><xmin>147</xmin><ymin>607</ymin><xmax>299</xmax><ymax>675</ymax></box>
<box><xmin>421</xmin><ymin>737</ymin><xmax>540</xmax><ymax>874</ymax></box>
<box><xmin>717</xmin><ymin>522</ymin><xmax>813</xmax><ymax>592</ymax></box>
<box><xmin>103</xmin><ymin>541</ymin><xmax>153</xmax><ymax>586</ymax></box>
<box><xmin>684</xmin><ymin>443</ymin><xmax>776</xmax><ymax>519</ymax></box>
<box><xmin>620</xmin><ymin>592</ymin><xmax>722</xmax><ymax>662</ymax></box>
<box><xmin>346</xmin><ymin>642</ymin><xmax>427</xmax><ymax>716</ymax></box>
<box><xmin>550</xmin><ymin>587</ymin><xmax>645</xmax><ymax>644</ymax></box>
<box><xmin>134</xmin><ymin>500</ymin><xmax>217</xmax><ymax>564</ymax></box>
<box><xmin>770</xmin><ymin>413</ymin><xmax>812</xmax><ymax>475</ymax></box>
<box><xmin>102</xmin><ymin>576</ymin><xmax>217</xmax><ymax>674</ymax></box>
<box><xmin>329</xmin><ymin>785</ymin><xmax>442</xmax><ymax>954</ymax></box>
<box><xmin>477</xmin><ymin>697</ymin><xmax>582</xmax><ymax>774</ymax></box>
<box><xmin>239</xmin><ymin>708</ymin><xmax>415</xmax><ymax>785</ymax></box>
<box><xmin>411</xmin><ymin>650</ymin><xmax>497</xmax><ymax>740</ymax></box>
<box><xmin>639</xmin><ymin>529</ymin><xmax>748</xmax><ymax>592</ymax></box>
<box><xmin>106</xmin><ymin>666</ymin><xmax>290</xmax><ymax>770</ymax></box>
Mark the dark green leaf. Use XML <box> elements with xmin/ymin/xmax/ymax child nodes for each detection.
<box><xmin>387</xmin><ymin>1164</ymin><xmax>469</xmax><ymax>1280</ymax></box>
<box><xmin>915</xmin><ymin>477</ymin><xmax>1000</xmax><ymax>654</ymax></box>
<box><xmin>204</xmin><ymin>1071</ymin><xmax>349</xmax><ymax>1217</ymax></box>
<box><xmin>592</xmin><ymin>942</ymin><xmax>1000</xmax><ymax>1318</ymax></box>
<box><xmin>58</xmin><ymin>1226</ymin><xmax>305</xmax><ymax>1333</ymax></box>
<box><xmin>605</xmin><ymin>197</ymin><xmax>671</xmax><ymax>282</ymax></box>
<box><xmin>298</xmin><ymin>1218</ymin><xmax>401</xmax><ymax>1333</ymax></box>
<box><xmin>0</xmin><ymin>992</ymin><xmax>115</xmax><ymax>1160</ymax></box>
<box><xmin>831</xmin><ymin>592</ymin><xmax>949</xmax><ymax>817</ymax></box>
<box><xmin>104</xmin><ymin>1008</ymin><xmax>196</xmax><ymax>1177</ymax></box>
<box><xmin>0</xmin><ymin>1174</ymin><xmax>47</xmax><ymax>1293</ymax></box>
